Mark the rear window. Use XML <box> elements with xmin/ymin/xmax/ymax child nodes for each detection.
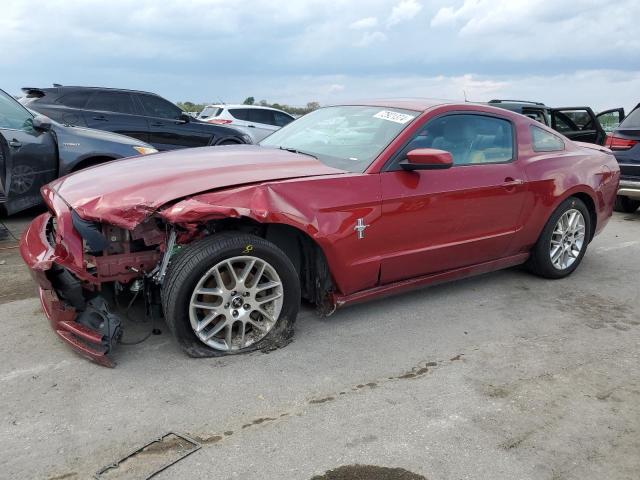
<box><xmin>57</xmin><ymin>91</ymin><xmax>91</xmax><ymax>109</ymax></box>
<box><xmin>531</xmin><ymin>126</ymin><xmax>564</xmax><ymax>152</ymax></box>
<box><xmin>620</xmin><ymin>108</ymin><xmax>640</xmax><ymax>129</ymax></box>
<box><xmin>199</xmin><ymin>107</ymin><xmax>222</xmax><ymax>119</ymax></box>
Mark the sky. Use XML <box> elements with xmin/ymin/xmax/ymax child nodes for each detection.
<box><xmin>2</xmin><ymin>0</ymin><xmax>639</xmax><ymax>111</ymax></box>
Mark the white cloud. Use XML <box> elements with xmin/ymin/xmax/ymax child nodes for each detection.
<box><xmin>1</xmin><ymin>0</ymin><xmax>639</xmax><ymax>113</ymax></box>
<box><xmin>355</xmin><ymin>31</ymin><xmax>387</xmax><ymax>47</ymax></box>
<box><xmin>387</xmin><ymin>0</ymin><xmax>423</xmax><ymax>27</ymax></box>
<box><xmin>350</xmin><ymin>17</ymin><xmax>379</xmax><ymax>29</ymax></box>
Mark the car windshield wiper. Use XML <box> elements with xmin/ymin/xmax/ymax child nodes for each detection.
<box><xmin>278</xmin><ymin>146</ymin><xmax>317</xmax><ymax>159</ymax></box>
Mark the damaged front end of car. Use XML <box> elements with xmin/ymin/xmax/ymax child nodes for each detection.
<box><xmin>20</xmin><ymin>179</ymin><xmax>337</xmax><ymax>367</ymax></box>
<box><xmin>20</xmin><ymin>186</ymin><xmax>175</xmax><ymax>366</ymax></box>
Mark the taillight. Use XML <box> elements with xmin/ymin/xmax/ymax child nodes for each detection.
<box><xmin>605</xmin><ymin>134</ymin><xmax>638</xmax><ymax>150</ymax></box>
<box><xmin>207</xmin><ymin>119</ymin><xmax>233</xmax><ymax>125</ymax></box>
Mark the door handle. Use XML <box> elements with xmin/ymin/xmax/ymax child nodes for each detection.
<box><xmin>247</xmin><ymin>124</ymin><xmax>256</xmax><ymax>128</ymax></box>
<box><xmin>151</xmin><ymin>122</ymin><xmax>164</xmax><ymax>127</ymax></box>
<box><xmin>92</xmin><ymin>115</ymin><xmax>108</xmax><ymax>121</ymax></box>
<box><xmin>502</xmin><ymin>177</ymin><xmax>524</xmax><ymax>188</ymax></box>
<box><xmin>9</xmin><ymin>140</ymin><xmax>22</xmax><ymax>148</ymax></box>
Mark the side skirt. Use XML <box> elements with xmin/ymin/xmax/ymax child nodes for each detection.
<box><xmin>332</xmin><ymin>253</ymin><xmax>530</xmax><ymax>308</ymax></box>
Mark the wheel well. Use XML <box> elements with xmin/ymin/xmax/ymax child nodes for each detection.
<box><xmin>71</xmin><ymin>156</ymin><xmax>115</xmax><ymax>172</ymax></box>
<box><xmin>202</xmin><ymin>218</ymin><xmax>333</xmax><ymax>311</ymax></box>
<box><xmin>571</xmin><ymin>192</ymin><xmax>597</xmax><ymax>241</ymax></box>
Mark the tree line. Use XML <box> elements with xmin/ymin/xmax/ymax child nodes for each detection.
<box><xmin>177</xmin><ymin>98</ymin><xmax>320</xmax><ymax>116</ymax></box>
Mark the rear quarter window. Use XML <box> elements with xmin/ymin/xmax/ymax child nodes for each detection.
<box><xmin>531</xmin><ymin>125</ymin><xmax>565</xmax><ymax>152</ymax></box>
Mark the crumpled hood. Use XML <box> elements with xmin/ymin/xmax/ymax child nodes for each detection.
<box><xmin>49</xmin><ymin>145</ymin><xmax>345</xmax><ymax>229</ymax></box>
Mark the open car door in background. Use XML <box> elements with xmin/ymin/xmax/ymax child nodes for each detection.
<box><xmin>550</xmin><ymin>107</ymin><xmax>607</xmax><ymax>145</ymax></box>
<box><xmin>596</xmin><ymin>108</ymin><xmax>626</xmax><ymax>134</ymax></box>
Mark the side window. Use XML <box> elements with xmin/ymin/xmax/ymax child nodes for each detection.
<box><xmin>553</xmin><ymin>112</ymin><xmax>575</xmax><ymax>133</ymax></box>
<box><xmin>56</xmin><ymin>92</ymin><xmax>91</xmax><ymax>109</ymax></box>
<box><xmin>86</xmin><ymin>92</ymin><xmax>135</xmax><ymax>115</ymax></box>
<box><xmin>597</xmin><ymin>111</ymin><xmax>623</xmax><ymax>133</ymax></box>
<box><xmin>229</xmin><ymin>108</ymin><xmax>250</xmax><ymax>121</ymax></box>
<box><xmin>274</xmin><ymin>111</ymin><xmax>294</xmax><ymax>127</ymax></box>
<box><xmin>248</xmin><ymin>109</ymin><xmax>274</xmax><ymax>125</ymax></box>
<box><xmin>530</xmin><ymin>126</ymin><xmax>565</xmax><ymax>152</ymax></box>
<box><xmin>561</xmin><ymin>110</ymin><xmax>591</xmax><ymax>130</ymax></box>
<box><xmin>138</xmin><ymin>94</ymin><xmax>182</xmax><ymax>120</ymax></box>
<box><xmin>0</xmin><ymin>90</ymin><xmax>34</xmax><ymax>131</ymax></box>
<box><xmin>554</xmin><ymin>109</ymin><xmax>593</xmax><ymax>132</ymax></box>
<box><xmin>395</xmin><ymin>114</ymin><xmax>513</xmax><ymax>166</ymax></box>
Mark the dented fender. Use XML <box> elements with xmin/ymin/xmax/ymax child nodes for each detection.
<box><xmin>160</xmin><ymin>175</ymin><xmax>384</xmax><ymax>296</ymax></box>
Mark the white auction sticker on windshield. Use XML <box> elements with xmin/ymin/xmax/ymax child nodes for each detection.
<box><xmin>373</xmin><ymin>110</ymin><xmax>415</xmax><ymax>124</ymax></box>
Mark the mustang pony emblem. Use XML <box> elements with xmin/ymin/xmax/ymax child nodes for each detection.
<box><xmin>354</xmin><ymin>218</ymin><xmax>369</xmax><ymax>239</ymax></box>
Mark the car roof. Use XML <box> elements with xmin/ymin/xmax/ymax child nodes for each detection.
<box><xmin>204</xmin><ymin>104</ymin><xmax>291</xmax><ymax>113</ymax></box>
<box><xmin>487</xmin><ymin>99</ymin><xmax>550</xmax><ymax>111</ymax></box>
<box><xmin>22</xmin><ymin>85</ymin><xmax>161</xmax><ymax>96</ymax></box>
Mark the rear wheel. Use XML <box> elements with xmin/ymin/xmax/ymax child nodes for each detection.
<box><xmin>614</xmin><ymin>195</ymin><xmax>640</xmax><ymax>213</ymax></box>
<box><xmin>527</xmin><ymin>197</ymin><xmax>591</xmax><ymax>279</ymax></box>
<box><xmin>161</xmin><ymin>233</ymin><xmax>300</xmax><ymax>357</ymax></box>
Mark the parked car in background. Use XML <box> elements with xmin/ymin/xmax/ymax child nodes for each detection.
<box><xmin>20</xmin><ymin>100</ymin><xmax>619</xmax><ymax>366</ymax></box>
<box><xmin>605</xmin><ymin>105</ymin><xmax>640</xmax><ymax>212</ymax></box>
<box><xmin>0</xmin><ymin>88</ymin><xmax>157</xmax><ymax>214</ymax></box>
<box><xmin>197</xmin><ymin>104</ymin><xmax>295</xmax><ymax>142</ymax></box>
<box><xmin>20</xmin><ymin>86</ymin><xmax>251</xmax><ymax>151</ymax></box>
<box><xmin>488</xmin><ymin>99</ymin><xmax>625</xmax><ymax>145</ymax></box>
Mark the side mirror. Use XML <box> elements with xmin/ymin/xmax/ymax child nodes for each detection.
<box><xmin>179</xmin><ymin>113</ymin><xmax>191</xmax><ymax>123</ymax></box>
<box><xmin>32</xmin><ymin>114</ymin><xmax>52</xmax><ymax>132</ymax></box>
<box><xmin>400</xmin><ymin>148</ymin><xmax>453</xmax><ymax>171</ymax></box>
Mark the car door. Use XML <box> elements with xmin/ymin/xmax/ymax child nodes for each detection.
<box><xmin>596</xmin><ymin>108</ymin><xmax>625</xmax><ymax>134</ymax></box>
<box><xmin>0</xmin><ymin>92</ymin><xmax>57</xmax><ymax>214</ymax></box>
<box><xmin>136</xmin><ymin>93</ymin><xmax>208</xmax><ymax>150</ymax></box>
<box><xmin>550</xmin><ymin>107</ymin><xmax>606</xmax><ymax>145</ymax></box>
<box><xmin>82</xmin><ymin>91</ymin><xmax>149</xmax><ymax>143</ymax></box>
<box><xmin>378</xmin><ymin>113</ymin><xmax>528</xmax><ymax>284</ymax></box>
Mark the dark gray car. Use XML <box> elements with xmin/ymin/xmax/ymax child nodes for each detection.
<box><xmin>1</xmin><ymin>88</ymin><xmax>157</xmax><ymax>214</ymax></box>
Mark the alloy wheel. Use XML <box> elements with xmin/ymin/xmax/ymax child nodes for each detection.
<box><xmin>188</xmin><ymin>256</ymin><xmax>284</xmax><ymax>351</ymax></box>
<box><xmin>549</xmin><ymin>208</ymin><xmax>586</xmax><ymax>270</ymax></box>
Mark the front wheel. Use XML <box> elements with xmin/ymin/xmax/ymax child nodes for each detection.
<box><xmin>527</xmin><ymin>197</ymin><xmax>591</xmax><ymax>279</ymax></box>
<box><xmin>614</xmin><ymin>195</ymin><xmax>640</xmax><ymax>213</ymax></box>
<box><xmin>162</xmin><ymin>233</ymin><xmax>300</xmax><ymax>357</ymax></box>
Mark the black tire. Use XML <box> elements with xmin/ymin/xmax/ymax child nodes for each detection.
<box><xmin>614</xmin><ymin>195</ymin><xmax>640</xmax><ymax>213</ymax></box>
<box><xmin>526</xmin><ymin>197</ymin><xmax>591</xmax><ymax>279</ymax></box>
<box><xmin>161</xmin><ymin>233</ymin><xmax>300</xmax><ymax>357</ymax></box>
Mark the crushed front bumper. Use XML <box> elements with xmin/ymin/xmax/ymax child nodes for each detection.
<box><xmin>20</xmin><ymin>213</ymin><xmax>116</xmax><ymax>367</ymax></box>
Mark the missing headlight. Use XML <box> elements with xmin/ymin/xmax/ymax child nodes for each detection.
<box><xmin>71</xmin><ymin>210</ymin><xmax>109</xmax><ymax>252</ymax></box>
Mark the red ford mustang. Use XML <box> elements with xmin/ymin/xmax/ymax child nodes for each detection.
<box><xmin>20</xmin><ymin>100</ymin><xmax>620</xmax><ymax>366</ymax></box>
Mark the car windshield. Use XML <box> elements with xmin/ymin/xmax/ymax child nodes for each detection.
<box><xmin>260</xmin><ymin>105</ymin><xmax>418</xmax><ymax>172</ymax></box>
<box><xmin>0</xmin><ymin>89</ymin><xmax>34</xmax><ymax>130</ymax></box>
<box><xmin>199</xmin><ymin>106</ymin><xmax>222</xmax><ymax>119</ymax></box>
